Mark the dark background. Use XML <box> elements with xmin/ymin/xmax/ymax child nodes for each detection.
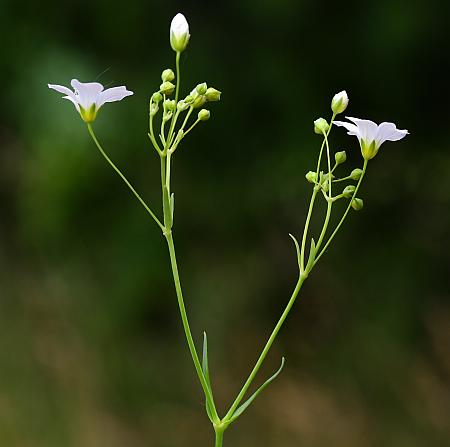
<box><xmin>0</xmin><ymin>0</ymin><xmax>449</xmax><ymax>446</ymax></box>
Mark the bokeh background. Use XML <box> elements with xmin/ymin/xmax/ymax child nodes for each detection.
<box><xmin>0</xmin><ymin>0</ymin><xmax>449</xmax><ymax>446</ymax></box>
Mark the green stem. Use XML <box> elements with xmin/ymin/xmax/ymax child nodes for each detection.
<box><xmin>165</xmin><ymin>230</ymin><xmax>220</xmax><ymax>423</ymax></box>
<box><xmin>175</xmin><ymin>51</ymin><xmax>181</xmax><ymax>102</ymax></box>
<box><xmin>315</xmin><ymin>130</ymin><xmax>333</xmax><ymax>252</ymax></box>
<box><xmin>300</xmin><ymin>188</ymin><xmax>318</xmax><ymax>272</ymax></box>
<box><xmin>314</xmin><ymin>159</ymin><xmax>368</xmax><ymax>265</ymax></box>
<box><xmin>214</xmin><ymin>427</ymin><xmax>224</xmax><ymax>447</ymax></box>
<box><xmin>224</xmin><ymin>274</ymin><xmax>306</xmax><ymax>421</ymax></box>
<box><xmin>86</xmin><ymin>124</ymin><xmax>164</xmax><ymax>231</ymax></box>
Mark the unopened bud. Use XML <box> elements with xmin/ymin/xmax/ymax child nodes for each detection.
<box><xmin>192</xmin><ymin>95</ymin><xmax>207</xmax><ymax>108</ymax></box>
<box><xmin>184</xmin><ymin>95</ymin><xmax>194</xmax><ymax>104</ymax></box>
<box><xmin>198</xmin><ymin>109</ymin><xmax>210</xmax><ymax>121</ymax></box>
<box><xmin>334</xmin><ymin>150</ymin><xmax>347</xmax><ymax>165</ymax></box>
<box><xmin>152</xmin><ymin>92</ymin><xmax>163</xmax><ymax>103</ymax></box>
<box><xmin>170</xmin><ymin>13</ymin><xmax>190</xmax><ymax>53</ymax></box>
<box><xmin>351</xmin><ymin>198</ymin><xmax>364</xmax><ymax>210</ymax></box>
<box><xmin>163</xmin><ymin>111</ymin><xmax>173</xmax><ymax>122</ymax></box>
<box><xmin>177</xmin><ymin>100</ymin><xmax>189</xmax><ymax>111</ymax></box>
<box><xmin>150</xmin><ymin>103</ymin><xmax>159</xmax><ymax>116</ymax></box>
<box><xmin>160</xmin><ymin>81</ymin><xmax>175</xmax><ymax>95</ymax></box>
<box><xmin>305</xmin><ymin>171</ymin><xmax>317</xmax><ymax>183</ymax></box>
<box><xmin>350</xmin><ymin>168</ymin><xmax>363</xmax><ymax>180</ymax></box>
<box><xmin>196</xmin><ymin>82</ymin><xmax>208</xmax><ymax>95</ymax></box>
<box><xmin>314</xmin><ymin>118</ymin><xmax>329</xmax><ymax>134</ymax></box>
<box><xmin>342</xmin><ymin>185</ymin><xmax>356</xmax><ymax>198</ymax></box>
<box><xmin>164</xmin><ymin>99</ymin><xmax>176</xmax><ymax>111</ymax></box>
<box><xmin>161</xmin><ymin>69</ymin><xmax>175</xmax><ymax>82</ymax></box>
<box><xmin>331</xmin><ymin>90</ymin><xmax>349</xmax><ymax>114</ymax></box>
<box><xmin>205</xmin><ymin>87</ymin><xmax>221</xmax><ymax>102</ymax></box>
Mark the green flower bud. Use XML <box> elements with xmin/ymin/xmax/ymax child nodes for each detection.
<box><xmin>342</xmin><ymin>185</ymin><xmax>356</xmax><ymax>198</ymax></box>
<box><xmin>334</xmin><ymin>150</ymin><xmax>347</xmax><ymax>165</ymax></box>
<box><xmin>177</xmin><ymin>100</ymin><xmax>189</xmax><ymax>111</ymax></box>
<box><xmin>350</xmin><ymin>168</ymin><xmax>363</xmax><ymax>181</ymax></box>
<box><xmin>152</xmin><ymin>92</ymin><xmax>163</xmax><ymax>103</ymax></box>
<box><xmin>150</xmin><ymin>103</ymin><xmax>159</xmax><ymax>116</ymax></box>
<box><xmin>305</xmin><ymin>171</ymin><xmax>317</xmax><ymax>183</ymax></box>
<box><xmin>163</xmin><ymin>111</ymin><xmax>173</xmax><ymax>122</ymax></box>
<box><xmin>314</xmin><ymin>118</ymin><xmax>329</xmax><ymax>134</ymax></box>
<box><xmin>184</xmin><ymin>95</ymin><xmax>194</xmax><ymax>104</ymax></box>
<box><xmin>351</xmin><ymin>198</ymin><xmax>364</xmax><ymax>210</ymax></box>
<box><xmin>196</xmin><ymin>82</ymin><xmax>208</xmax><ymax>95</ymax></box>
<box><xmin>198</xmin><ymin>109</ymin><xmax>210</xmax><ymax>121</ymax></box>
<box><xmin>205</xmin><ymin>87</ymin><xmax>221</xmax><ymax>102</ymax></box>
<box><xmin>161</xmin><ymin>68</ymin><xmax>175</xmax><ymax>82</ymax></box>
<box><xmin>164</xmin><ymin>99</ymin><xmax>176</xmax><ymax>111</ymax></box>
<box><xmin>160</xmin><ymin>81</ymin><xmax>175</xmax><ymax>95</ymax></box>
<box><xmin>331</xmin><ymin>90</ymin><xmax>349</xmax><ymax>114</ymax></box>
<box><xmin>192</xmin><ymin>95</ymin><xmax>207</xmax><ymax>108</ymax></box>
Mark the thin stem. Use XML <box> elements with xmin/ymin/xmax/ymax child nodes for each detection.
<box><xmin>300</xmin><ymin>113</ymin><xmax>336</xmax><ymax>271</ymax></box>
<box><xmin>165</xmin><ymin>230</ymin><xmax>220</xmax><ymax>423</ymax></box>
<box><xmin>300</xmin><ymin>189</ymin><xmax>318</xmax><ymax>272</ymax></box>
<box><xmin>184</xmin><ymin>118</ymin><xmax>200</xmax><ymax>137</ymax></box>
<box><xmin>175</xmin><ymin>51</ymin><xmax>181</xmax><ymax>102</ymax></box>
<box><xmin>148</xmin><ymin>97</ymin><xmax>162</xmax><ymax>154</ymax></box>
<box><xmin>214</xmin><ymin>427</ymin><xmax>224</xmax><ymax>447</ymax></box>
<box><xmin>86</xmin><ymin>124</ymin><xmax>164</xmax><ymax>231</ymax></box>
<box><xmin>315</xmin><ymin>130</ymin><xmax>333</xmax><ymax>252</ymax></box>
<box><xmin>314</xmin><ymin>159</ymin><xmax>368</xmax><ymax>265</ymax></box>
<box><xmin>224</xmin><ymin>274</ymin><xmax>306</xmax><ymax>421</ymax></box>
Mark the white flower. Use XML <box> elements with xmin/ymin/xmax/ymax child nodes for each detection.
<box><xmin>48</xmin><ymin>79</ymin><xmax>133</xmax><ymax>123</ymax></box>
<box><xmin>333</xmin><ymin>116</ymin><xmax>408</xmax><ymax>160</ymax></box>
<box><xmin>170</xmin><ymin>13</ymin><xmax>190</xmax><ymax>53</ymax></box>
<box><xmin>331</xmin><ymin>90</ymin><xmax>349</xmax><ymax>114</ymax></box>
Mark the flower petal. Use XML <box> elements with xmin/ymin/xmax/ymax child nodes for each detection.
<box><xmin>48</xmin><ymin>83</ymin><xmax>76</xmax><ymax>99</ymax></box>
<box><xmin>71</xmin><ymin>79</ymin><xmax>104</xmax><ymax>109</ymax></box>
<box><xmin>346</xmin><ymin>117</ymin><xmax>378</xmax><ymax>142</ymax></box>
<box><xmin>96</xmin><ymin>86</ymin><xmax>133</xmax><ymax>108</ymax></box>
<box><xmin>333</xmin><ymin>120</ymin><xmax>360</xmax><ymax>137</ymax></box>
<box><xmin>375</xmin><ymin>122</ymin><xmax>409</xmax><ymax>146</ymax></box>
<box><xmin>62</xmin><ymin>95</ymin><xmax>80</xmax><ymax>112</ymax></box>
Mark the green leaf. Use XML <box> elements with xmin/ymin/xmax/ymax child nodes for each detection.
<box><xmin>229</xmin><ymin>357</ymin><xmax>285</xmax><ymax>423</ymax></box>
<box><xmin>202</xmin><ymin>332</ymin><xmax>215</xmax><ymax>422</ymax></box>
<box><xmin>305</xmin><ymin>238</ymin><xmax>316</xmax><ymax>274</ymax></box>
<box><xmin>170</xmin><ymin>193</ymin><xmax>175</xmax><ymax>220</ymax></box>
<box><xmin>289</xmin><ymin>233</ymin><xmax>301</xmax><ymax>272</ymax></box>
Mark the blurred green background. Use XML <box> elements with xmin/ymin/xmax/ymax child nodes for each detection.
<box><xmin>0</xmin><ymin>0</ymin><xmax>449</xmax><ymax>446</ymax></box>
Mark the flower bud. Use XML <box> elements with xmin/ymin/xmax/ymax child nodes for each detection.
<box><xmin>196</xmin><ymin>82</ymin><xmax>208</xmax><ymax>95</ymax></box>
<box><xmin>152</xmin><ymin>92</ymin><xmax>163</xmax><ymax>103</ymax></box>
<box><xmin>334</xmin><ymin>150</ymin><xmax>347</xmax><ymax>165</ymax></box>
<box><xmin>305</xmin><ymin>171</ymin><xmax>317</xmax><ymax>183</ymax></box>
<box><xmin>150</xmin><ymin>103</ymin><xmax>159</xmax><ymax>116</ymax></box>
<box><xmin>177</xmin><ymin>100</ymin><xmax>189</xmax><ymax>111</ymax></box>
<box><xmin>184</xmin><ymin>95</ymin><xmax>194</xmax><ymax>104</ymax></box>
<box><xmin>192</xmin><ymin>95</ymin><xmax>207</xmax><ymax>108</ymax></box>
<box><xmin>351</xmin><ymin>198</ymin><xmax>364</xmax><ymax>210</ymax></box>
<box><xmin>350</xmin><ymin>168</ymin><xmax>363</xmax><ymax>180</ymax></box>
<box><xmin>198</xmin><ymin>109</ymin><xmax>210</xmax><ymax>121</ymax></box>
<box><xmin>163</xmin><ymin>111</ymin><xmax>173</xmax><ymax>122</ymax></box>
<box><xmin>342</xmin><ymin>185</ymin><xmax>356</xmax><ymax>198</ymax></box>
<box><xmin>164</xmin><ymin>99</ymin><xmax>176</xmax><ymax>111</ymax></box>
<box><xmin>161</xmin><ymin>68</ymin><xmax>175</xmax><ymax>82</ymax></box>
<box><xmin>314</xmin><ymin>118</ymin><xmax>329</xmax><ymax>134</ymax></box>
<box><xmin>160</xmin><ymin>81</ymin><xmax>175</xmax><ymax>95</ymax></box>
<box><xmin>170</xmin><ymin>13</ymin><xmax>190</xmax><ymax>53</ymax></box>
<box><xmin>331</xmin><ymin>90</ymin><xmax>349</xmax><ymax>114</ymax></box>
<box><xmin>205</xmin><ymin>87</ymin><xmax>221</xmax><ymax>102</ymax></box>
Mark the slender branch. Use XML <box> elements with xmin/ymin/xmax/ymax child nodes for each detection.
<box><xmin>314</xmin><ymin>158</ymin><xmax>368</xmax><ymax>264</ymax></box>
<box><xmin>223</xmin><ymin>274</ymin><xmax>306</xmax><ymax>421</ymax></box>
<box><xmin>87</xmin><ymin>124</ymin><xmax>164</xmax><ymax>231</ymax></box>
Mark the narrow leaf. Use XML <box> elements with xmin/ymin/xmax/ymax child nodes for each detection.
<box><xmin>305</xmin><ymin>238</ymin><xmax>316</xmax><ymax>273</ymax></box>
<box><xmin>170</xmin><ymin>193</ymin><xmax>175</xmax><ymax>220</ymax></box>
<box><xmin>289</xmin><ymin>233</ymin><xmax>301</xmax><ymax>272</ymax></box>
<box><xmin>202</xmin><ymin>332</ymin><xmax>215</xmax><ymax>422</ymax></box>
<box><xmin>230</xmin><ymin>357</ymin><xmax>285</xmax><ymax>423</ymax></box>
